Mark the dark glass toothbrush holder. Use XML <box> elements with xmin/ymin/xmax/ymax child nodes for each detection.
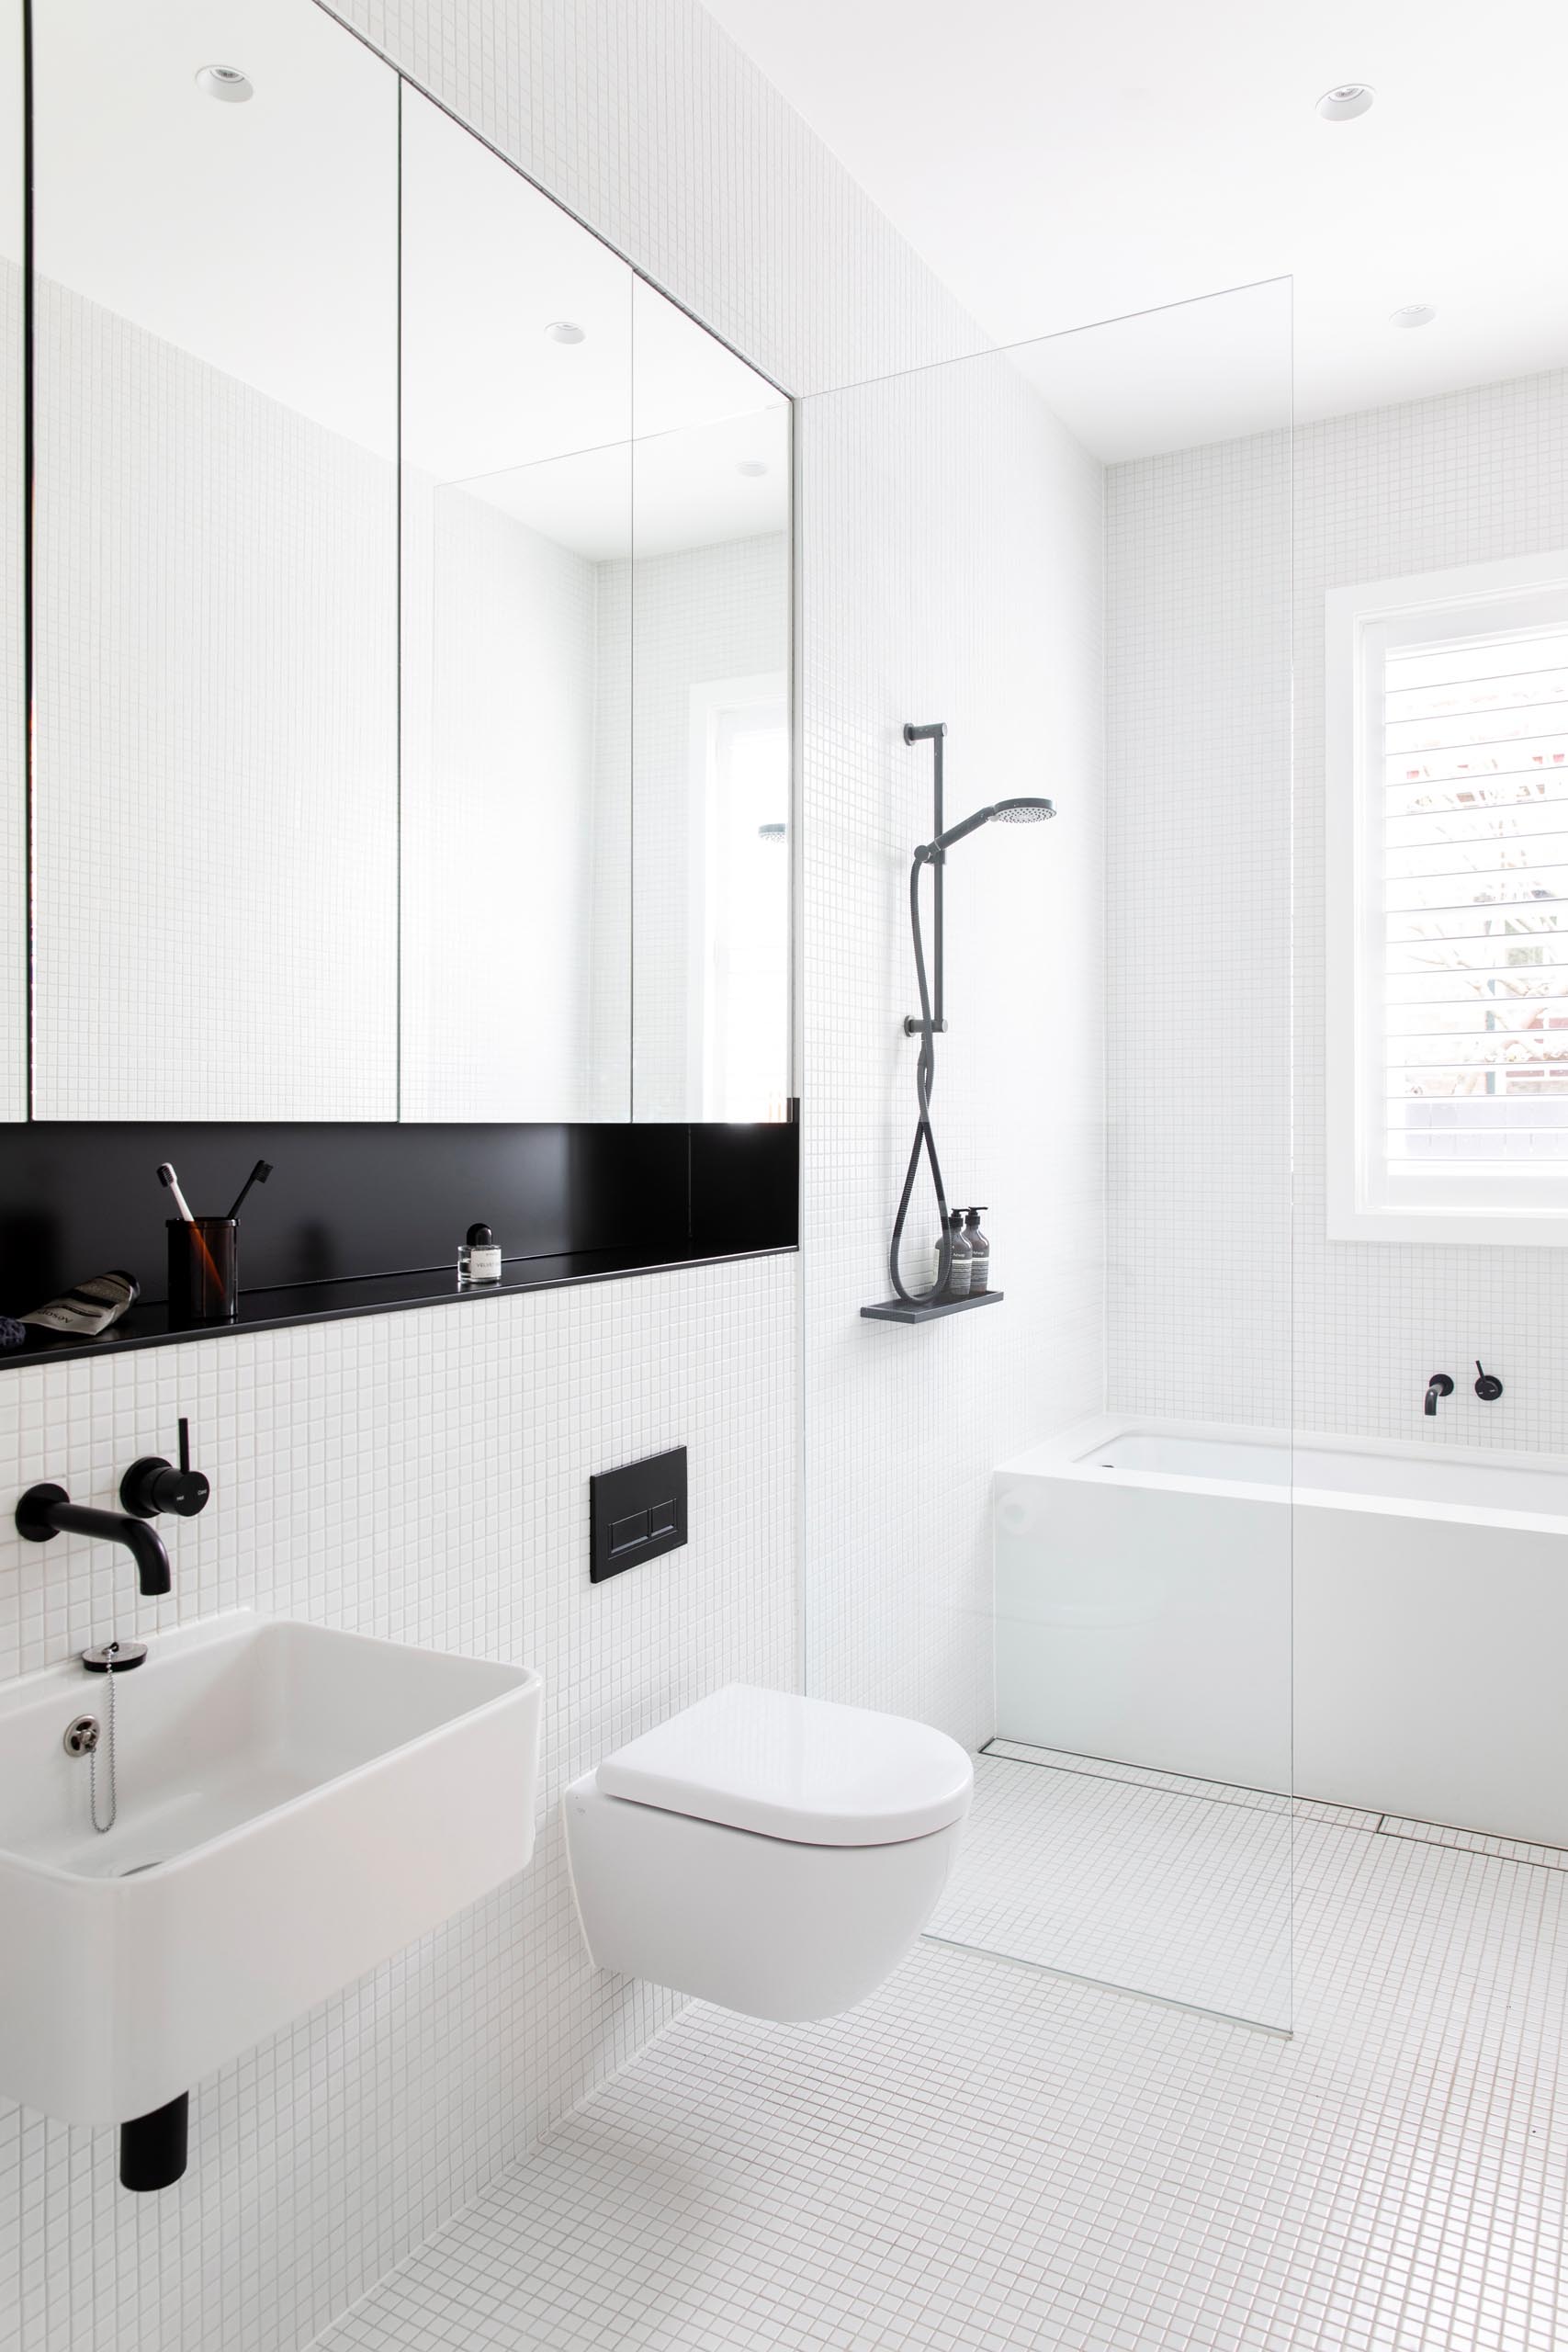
<box><xmin>166</xmin><ymin>1216</ymin><xmax>240</xmax><ymax>1328</ymax></box>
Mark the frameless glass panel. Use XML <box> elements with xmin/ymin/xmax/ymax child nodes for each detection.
<box><xmin>399</xmin><ymin>85</ymin><xmax>633</xmax><ymax>1122</ymax></box>
<box><xmin>0</xmin><ymin>0</ymin><xmax>20</xmax><ymax>1120</ymax></box>
<box><xmin>630</xmin><ymin>278</ymin><xmax>792</xmax><ymax>1121</ymax></box>
<box><xmin>29</xmin><ymin>0</ymin><xmax>399</xmax><ymax>1119</ymax></box>
<box><xmin>800</xmin><ymin>279</ymin><xmax>1294</xmax><ymax>2030</ymax></box>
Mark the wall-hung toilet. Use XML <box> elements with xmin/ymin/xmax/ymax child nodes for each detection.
<box><xmin>563</xmin><ymin>1684</ymin><xmax>973</xmax><ymax>2021</ymax></box>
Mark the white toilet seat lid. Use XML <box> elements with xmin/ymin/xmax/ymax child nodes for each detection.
<box><xmin>594</xmin><ymin>1684</ymin><xmax>974</xmax><ymax>1846</ymax></box>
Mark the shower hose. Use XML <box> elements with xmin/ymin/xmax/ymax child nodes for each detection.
<box><xmin>888</xmin><ymin>847</ymin><xmax>952</xmax><ymax>1305</ymax></box>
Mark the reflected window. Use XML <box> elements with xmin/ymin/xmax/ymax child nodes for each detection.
<box><xmin>691</xmin><ymin>675</ymin><xmax>790</xmax><ymax>1120</ymax></box>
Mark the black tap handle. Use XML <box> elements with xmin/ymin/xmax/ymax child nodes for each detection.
<box><xmin>120</xmin><ymin>1424</ymin><xmax>210</xmax><ymax>1521</ymax></box>
<box><xmin>1474</xmin><ymin>1362</ymin><xmax>1504</xmax><ymax>1402</ymax></box>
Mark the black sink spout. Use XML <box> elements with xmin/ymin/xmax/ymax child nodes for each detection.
<box><xmin>15</xmin><ymin>1484</ymin><xmax>172</xmax><ymax>1596</ymax></box>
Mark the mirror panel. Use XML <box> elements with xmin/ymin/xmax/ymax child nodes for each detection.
<box><xmin>29</xmin><ymin>0</ymin><xmax>400</xmax><ymax>1119</ymax></box>
<box><xmin>399</xmin><ymin>86</ymin><xmax>633</xmax><ymax>1123</ymax></box>
<box><xmin>17</xmin><ymin>10</ymin><xmax>791</xmax><ymax>1131</ymax></box>
<box><xmin>630</xmin><ymin>280</ymin><xmax>792</xmax><ymax>1121</ymax></box>
<box><xmin>0</xmin><ymin>0</ymin><xmax>19</xmax><ymax>1121</ymax></box>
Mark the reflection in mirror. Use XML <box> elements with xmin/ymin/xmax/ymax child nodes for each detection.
<box><xmin>0</xmin><ymin>0</ymin><xmax>19</xmax><ymax>1120</ymax></box>
<box><xmin>400</xmin><ymin>93</ymin><xmax>792</xmax><ymax>1125</ymax></box>
<box><xmin>399</xmin><ymin>87</ymin><xmax>633</xmax><ymax>1122</ymax></box>
<box><xmin>29</xmin><ymin>0</ymin><xmax>399</xmax><ymax>1119</ymax></box>
<box><xmin>631</xmin><ymin>281</ymin><xmax>791</xmax><ymax>1122</ymax></box>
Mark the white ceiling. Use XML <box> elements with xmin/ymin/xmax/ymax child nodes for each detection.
<box><xmin>700</xmin><ymin>0</ymin><xmax>1568</xmax><ymax>458</ymax></box>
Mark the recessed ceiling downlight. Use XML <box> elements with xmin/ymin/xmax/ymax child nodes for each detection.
<box><xmin>1316</xmin><ymin>83</ymin><xmax>1374</xmax><ymax>121</ymax></box>
<box><xmin>545</xmin><ymin>321</ymin><xmax>586</xmax><ymax>345</ymax></box>
<box><xmin>196</xmin><ymin>63</ymin><xmax>254</xmax><ymax>103</ymax></box>
<box><xmin>1391</xmin><ymin>302</ymin><xmax>1438</xmax><ymax>329</ymax></box>
<box><xmin>736</xmin><ymin>458</ymin><xmax>769</xmax><ymax>478</ymax></box>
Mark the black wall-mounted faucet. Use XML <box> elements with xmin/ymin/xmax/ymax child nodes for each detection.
<box><xmin>15</xmin><ymin>1485</ymin><xmax>172</xmax><ymax>1595</ymax></box>
<box><xmin>1424</xmin><ymin>1374</ymin><xmax>1454</xmax><ymax>1418</ymax></box>
<box><xmin>14</xmin><ymin>1422</ymin><xmax>209</xmax><ymax>1598</ymax></box>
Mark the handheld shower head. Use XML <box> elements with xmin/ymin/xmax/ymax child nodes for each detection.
<box><xmin>886</xmin><ymin>723</ymin><xmax>1059</xmax><ymax>1308</ymax></box>
<box><xmin>919</xmin><ymin>795</ymin><xmax>1056</xmax><ymax>859</ymax></box>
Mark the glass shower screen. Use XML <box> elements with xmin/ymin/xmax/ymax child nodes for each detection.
<box><xmin>799</xmin><ymin>277</ymin><xmax>1295</xmax><ymax>2030</ymax></box>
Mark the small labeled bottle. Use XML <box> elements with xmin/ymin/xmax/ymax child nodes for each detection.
<box><xmin>458</xmin><ymin>1223</ymin><xmax>502</xmax><ymax>1286</ymax></box>
<box><xmin>933</xmin><ymin>1209</ymin><xmax>972</xmax><ymax>1299</ymax></box>
<box><xmin>964</xmin><ymin>1207</ymin><xmax>990</xmax><ymax>1295</ymax></box>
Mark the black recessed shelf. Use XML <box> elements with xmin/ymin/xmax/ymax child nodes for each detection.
<box><xmin>0</xmin><ymin>1116</ymin><xmax>798</xmax><ymax>1368</ymax></box>
<box><xmin>860</xmin><ymin>1288</ymin><xmax>1004</xmax><ymax>1325</ymax></box>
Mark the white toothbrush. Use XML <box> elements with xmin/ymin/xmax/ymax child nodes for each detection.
<box><xmin>157</xmin><ymin>1162</ymin><xmax>196</xmax><ymax>1222</ymax></box>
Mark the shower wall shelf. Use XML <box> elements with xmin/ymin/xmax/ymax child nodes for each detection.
<box><xmin>861</xmin><ymin>1290</ymin><xmax>1004</xmax><ymax>1325</ymax></box>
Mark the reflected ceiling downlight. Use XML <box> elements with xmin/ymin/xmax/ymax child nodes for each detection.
<box><xmin>196</xmin><ymin>64</ymin><xmax>254</xmax><ymax>103</ymax></box>
<box><xmin>1316</xmin><ymin>84</ymin><xmax>1374</xmax><ymax>121</ymax></box>
<box><xmin>1390</xmin><ymin>302</ymin><xmax>1438</xmax><ymax>329</ymax></box>
<box><xmin>736</xmin><ymin>458</ymin><xmax>770</xmax><ymax>477</ymax></box>
<box><xmin>545</xmin><ymin>321</ymin><xmax>586</xmax><ymax>345</ymax></box>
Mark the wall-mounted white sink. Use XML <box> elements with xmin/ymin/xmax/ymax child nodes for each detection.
<box><xmin>0</xmin><ymin>1610</ymin><xmax>540</xmax><ymax>2128</ymax></box>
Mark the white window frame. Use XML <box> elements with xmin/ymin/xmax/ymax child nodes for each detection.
<box><xmin>1326</xmin><ymin>548</ymin><xmax>1568</xmax><ymax>1247</ymax></box>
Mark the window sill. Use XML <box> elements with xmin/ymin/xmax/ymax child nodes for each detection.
<box><xmin>1327</xmin><ymin>1205</ymin><xmax>1568</xmax><ymax>1249</ymax></box>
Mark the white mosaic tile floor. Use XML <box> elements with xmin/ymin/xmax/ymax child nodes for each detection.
<box><xmin>319</xmin><ymin>1761</ymin><xmax>1568</xmax><ymax>2352</ymax></box>
<box><xmin>930</xmin><ymin>1747</ymin><xmax>1296</xmax><ymax>2027</ymax></box>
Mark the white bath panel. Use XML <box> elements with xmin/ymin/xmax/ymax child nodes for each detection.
<box><xmin>998</xmin><ymin>1413</ymin><xmax>1568</xmax><ymax>1846</ymax></box>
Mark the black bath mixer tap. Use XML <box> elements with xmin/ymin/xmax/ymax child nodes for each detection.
<box><xmin>1424</xmin><ymin>1374</ymin><xmax>1455</xmax><ymax>1418</ymax></box>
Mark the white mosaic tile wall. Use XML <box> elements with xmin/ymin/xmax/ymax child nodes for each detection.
<box><xmin>1293</xmin><ymin>372</ymin><xmax>1568</xmax><ymax>1453</ymax></box>
<box><xmin>1108</xmin><ymin>369</ymin><xmax>1568</xmax><ymax>1451</ymax></box>
<box><xmin>0</xmin><ymin>1259</ymin><xmax>796</xmax><ymax>2352</ymax></box>
<box><xmin>798</xmin><ymin>350</ymin><xmax>1106</xmax><ymax>1750</ymax></box>
<box><xmin>1105</xmin><ymin>431</ymin><xmax>1293</xmax><ymax>1427</ymax></box>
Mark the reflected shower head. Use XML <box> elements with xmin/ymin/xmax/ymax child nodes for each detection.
<box><xmin>919</xmin><ymin>795</ymin><xmax>1056</xmax><ymax>858</ymax></box>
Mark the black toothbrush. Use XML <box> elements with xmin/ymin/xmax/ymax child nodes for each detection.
<box><xmin>225</xmin><ymin>1159</ymin><xmax>273</xmax><ymax>1220</ymax></box>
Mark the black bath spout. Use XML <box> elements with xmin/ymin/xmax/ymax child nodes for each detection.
<box><xmin>1424</xmin><ymin>1374</ymin><xmax>1454</xmax><ymax>1419</ymax></box>
<box><xmin>15</xmin><ymin>1484</ymin><xmax>172</xmax><ymax>1595</ymax></box>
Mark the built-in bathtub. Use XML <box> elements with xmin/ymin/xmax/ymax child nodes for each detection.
<box><xmin>995</xmin><ymin>1417</ymin><xmax>1568</xmax><ymax>1848</ymax></box>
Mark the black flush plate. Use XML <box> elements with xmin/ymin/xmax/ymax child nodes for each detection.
<box><xmin>590</xmin><ymin>1446</ymin><xmax>688</xmax><ymax>1583</ymax></box>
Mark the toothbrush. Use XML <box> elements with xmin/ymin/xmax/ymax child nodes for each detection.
<box><xmin>157</xmin><ymin>1162</ymin><xmax>196</xmax><ymax>1222</ymax></box>
<box><xmin>225</xmin><ymin>1159</ymin><xmax>273</xmax><ymax>1220</ymax></box>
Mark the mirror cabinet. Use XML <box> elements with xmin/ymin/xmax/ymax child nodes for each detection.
<box><xmin>12</xmin><ymin>0</ymin><xmax>792</xmax><ymax>1130</ymax></box>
